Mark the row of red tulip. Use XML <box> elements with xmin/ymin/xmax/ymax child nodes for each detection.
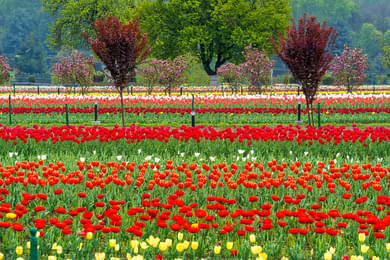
<box><xmin>0</xmin><ymin>124</ymin><xmax>388</xmax><ymax>145</ymax></box>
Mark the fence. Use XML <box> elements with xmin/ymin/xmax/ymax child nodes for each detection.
<box><xmin>1</xmin><ymin>82</ymin><xmax>387</xmax><ymax>96</ymax></box>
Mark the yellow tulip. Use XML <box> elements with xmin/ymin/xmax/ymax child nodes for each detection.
<box><xmin>56</xmin><ymin>246</ymin><xmax>62</xmax><ymax>255</ymax></box>
<box><xmin>386</xmin><ymin>243</ymin><xmax>390</xmax><ymax>252</ymax></box>
<box><xmin>16</xmin><ymin>246</ymin><xmax>23</xmax><ymax>255</ymax></box>
<box><xmin>258</xmin><ymin>253</ymin><xmax>267</xmax><ymax>260</ymax></box>
<box><xmin>214</xmin><ymin>246</ymin><xmax>221</xmax><ymax>255</ymax></box>
<box><xmin>0</xmin><ymin>252</ymin><xmax>3</xmax><ymax>260</ymax></box>
<box><xmin>26</xmin><ymin>242</ymin><xmax>30</xmax><ymax>249</ymax></box>
<box><xmin>358</xmin><ymin>233</ymin><xmax>365</xmax><ymax>242</ymax></box>
<box><xmin>6</xmin><ymin>213</ymin><xmax>17</xmax><ymax>219</ymax></box>
<box><xmin>115</xmin><ymin>244</ymin><xmax>120</xmax><ymax>251</ymax></box>
<box><xmin>178</xmin><ymin>232</ymin><xmax>183</xmax><ymax>241</ymax></box>
<box><xmin>191</xmin><ymin>223</ymin><xmax>198</xmax><ymax>228</ymax></box>
<box><xmin>251</xmin><ymin>245</ymin><xmax>262</xmax><ymax>255</ymax></box>
<box><xmin>140</xmin><ymin>242</ymin><xmax>148</xmax><ymax>250</ymax></box>
<box><xmin>95</xmin><ymin>252</ymin><xmax>105</xmax><ymax>260</ymax></box>
<box><xmin>48</xmin><ymin>256</ymin><xmax>57</xmax><ymax>260</ymax></box>
<box><xmin>109</xmin><ymin>239</ymin><xmax>116</xmax><ymax>248</ymax></box>
<box><xmin>110</xmin><ymin>258</ymin><xmax>120</xmax><ymax>260</ymax></box>
<box><xmin>357</xmin><ymin>256</ymin><xmax>364</xmax><ymax>260</ymax></box>
<box><xmin>361</xmin><ymin>245</ymin><xmax>369</xmax><ymax>253</ymax></box>
<box><xmin>16</xmin><ymin>258</ymin><xmax>24</xmax><ymax>260</ymax></box>
<box><xmin>249</xmin><ymin>234</ymin><xmax>256</xmax><ymax>243</ymax></box>
<box><xmin>226</xmin><ymin>242</ymin><xmax>233</xmax><ymax>250</ymax></box>
<box><xmin>86</xmin><ymin>232</ymin><xmax>93</xmax><ymax>240</ymax></box>
<box><xmin>130</xmin><ymin>240</ymin><xmax>139</xmax><ymax>249</ymax></box>
<box><xmin>131</xmin><ymin>255</ymin><xmax>144</xmax><ymax>260</ymax></box>
<box><xmin>159</xmin><ymin>242</ymin><xmax>168</xmax><ymax>252</ymax></box>
<box><xmin>126</xmin><ymin>253</ymin><xmax>132</xmax><ymax>260</ymax></box>
<box><xmin>134</xmin><ymin>247</ymin><xmax>139</xmax><ymax>254</ymax></box>
<box><xmin>281</xmin><ymin>257</ymin><xmax>288</xmax><ymax>260</ymax></box>
<box><xmin>165</xmin><ymin>239</ymin><xmax>172</xmax><ymax>247</ymax></box>
<box><xmin>191</xmin><ymin>241</ymin><xmax>199</xmax><ymax>250</ymax></box>
<box><xmin>329</xmin><ymin>247</ymin><xmax>336</xmax><ymax>254</ymax></box>
<box><xmin>176</xmin><ymin>243</ymin><xmax>185</xmax><ymax>253</ymax></box>
<box><xmin>324</xmin><ymin>252</ymin><xmax>332</xmax><ymax>260</ymax></box>
<box><xmin>372</xmin><ymin>256</ymin><xmax>379</xmax><ymax>260</ymax></box>
<box><xmin>79</xmin><ymin>243</ymin><xmax>83</xmax><ymax>251</ymax></box>
<box><xmin>350</xmin><ymin>256</ymin><xmax>357</xmax><ymax>260</ymax></box>
<box><xmin>51</xmin><ymin>243</ymin><xmax>57</xmax><ymax>250</ymax></box>
<box><xmin>183</xmin><ymin>240</ymin><xmax>190</xmax><ymax>250</ymax></box>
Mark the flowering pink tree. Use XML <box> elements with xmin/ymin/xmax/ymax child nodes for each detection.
<box><xmin>0</xmin><ymin>55</ymin><xmax>11</xmax><ymax>85</ymax></box>
<box><xmin>155</xmin><ymin>55</ymin><xmax>189</xmax><ymax>95</ymax></box>
<box><xmin>217</xmin><ymin>63</ymin><xmax>242</xmax><ymax>93</ymax></box>
<box><xmin>241</xmin><ymin>45</ymin><xmax>275</xmax><ymax>93</ymax></box>
<box><xmin>52</xmin><ymin>51</ymin><xmax>95</xmax><ymax>95</ymax></box>
<box><xmin>137</xmin><ymin>60</ymin><xmax>160</xmax><ymax>94</ymax></box>
<box><xmin>331</xmin><ymin>46</ymin><xmax>368</xmax><ymax>93</ymax></box>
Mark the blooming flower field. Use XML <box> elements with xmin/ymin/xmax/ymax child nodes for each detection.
<box><xmin>0</xmin><ymin>92</ymin><xmax>389</xmax><ymax>259</ymax></box>
<box><xmin>1</xmin><ymin>94</ymin><xmax>390</xmax><ymax>126</ymax></box>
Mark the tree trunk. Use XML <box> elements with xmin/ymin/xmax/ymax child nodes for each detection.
<box><xmin>120</xmin><ymin>88</ymin><xmax>125</xmax><ymax>127</ymax></box>
<box><xmin>201</xmin><ymin>60</ymin><xmax>216</xmax><ymax>76</ymax></box>
<box><xmin>305</xmin><ymin>96</ymin><xmax>312</xmax><ymax>126</ymax></box>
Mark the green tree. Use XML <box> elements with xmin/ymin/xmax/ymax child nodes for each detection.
<box><xmin>14</xmin><ymin>33</ymin><xmax>46</xmax><ymax>74</ymax></box>
<box><xmin>384</xmin><ymin>30</ymin><xmax>390</xmax><ymax>46</ymax></box>
<box><xmin>383</xmin><ymin>46</ymin><xmax>390</xmax><ymax>79</ymax></box>
<box><xmin>41</xmin><ymin>0</ymin><xmax>136</xmax><ymax>49</ymax></box>
<box><xmin>136</xmin><ymin>0</ymin><xmax>291</xmax><ymax>75</ymax></box>
<box><xmin>292</xmin><ymin>0</ymin><xmax>356</xmax><ymax>26</ymax></box>
<box><xmin>357</xmin><ymin>23</ymin><xmax>383</xmax><ymax>80</ymax></box>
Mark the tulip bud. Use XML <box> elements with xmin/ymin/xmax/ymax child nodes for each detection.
<box><xmin>191</xmin><ymin>241</ymin><xmax>199</xmax><ymax>250</ymax></box>
<box><xmin>177</xmin><ymin>232</ymin><xmax>183</xmax><ymax>241</ymax></box>
<box><xmin>358</xmin><ymin>233</ymin><xmax>365</xmax><ymax>242</ymax></box>
<box><xmin>249</xmin><ymin>234</ymin><xmax>256</xmax><ymax>243</ymax></box>
<box><xmin>86</xmin><ymin>232</ymin><xmax>93</xmax><ymax>240</ymax></box>
<box><xmin>176</xmin><ymin>243</ymin><xmax>185</xmax><ymax>253</ymax></box>
<box><xmin>109</xmin><ymin>239</ymin><xmax>116</xmax><ymax>248</ymax></box>
<box><xmin>159</xmin><ymin>242</ymin><xmax>167</xmax><ymax>252</ymax></box>
<box><xmin>16</xmin><ymin>246</ymin><xmax>23</xmax><ymax>256</ymax></box>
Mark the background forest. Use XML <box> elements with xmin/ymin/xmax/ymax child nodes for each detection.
<box><xmin>0</xmin><ymin>0</ymin><xmax>389</xmax><ymax>83</ymax></box>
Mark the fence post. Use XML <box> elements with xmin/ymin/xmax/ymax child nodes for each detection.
<box><xmin>317</xmin><ymin>102</ymin><xmax>321</xmax><ymax>128</ymax></box>
<box><xmin>131</xmin><ymin>86</ymin><xmax>133</xmax><ymax>95</ymax></box>
<box><xmin>29</xmin><ymin>228</ymin><xmax>38</xmax><ymax>260</ymax></box>
<box><xmin>191</xmin><ymin>94</ymin><xmax>195</xmax><ymax>127</ymax></box>
<box><xmin>296</xmin><ymin>100</ymin><xmax>302</xmax><ymax>123</ymax></box>
<box><xmin>57</xmin><ymin>87</ymin><xmax>60</xmax><ymax>95</ymax></box>
<box><xmin>13</xmin><ymin>83</ymin><xmax>16</xmax><ymax>95</ymax></box>
<box><xmin>180</xmin><ymin>87</ymin><xmax>183</xmax><ymax>96</ymax></box>
<box><xmin>8</xmin><ymin>94</ymin><xmax>12</xmax><ymax>125</ymax></box>
<box><xmin>73</xmin><ymin>84</ymin><xmax>76</xmax><ymax>95</ymax></box>
<box><xmin>241</xmin><ymin>86</ymin><xmax>243</xmax><ymax>95</ymax></box>
<box><xmin>65</xmin><ymin>104</ymin><xmax>69</xmax><ymax>126</ymax></box>
<box><xmin>127</xmin><ymin>87</ymin><xmax>130</xmax><ymax>95</ymax></box>
<box><xmin>94</xmin><ymin>102</ymin><xmax>98</xmax><ymax>122</ymax></box>
<box><xmin>37</xmin><ymin>85</ymin><xmax>40</xmax><ymax>95</ymax></box>
<box><xmin>373</xmin><ymin>79</ymin><xmax>376</xmax><ymax>94</ymax></box>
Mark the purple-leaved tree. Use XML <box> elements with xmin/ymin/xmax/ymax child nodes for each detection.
<box><xmin>52</xmin><ymin>51</ymin><xmax>95</xmax><ymax>95</ymax></box>
<box><xmin>241</xmin><ymin>45</ymin><xmax>275</xmax><ymax>94</ymax></box>
<box><xmin>331</xmin><ymin>45</ymin><xmax>368</xmax><ymax>93</ymax></box>
<box><xmin>0</xmin><ymin>55</ymin><xmax>11</xmax><ymax>85</ymax></box>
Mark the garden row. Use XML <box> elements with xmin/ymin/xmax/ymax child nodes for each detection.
<box><xmin>0</xmin><ymin>127</ymin><xmax>389</xmax><ymax>259</ymax></box>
